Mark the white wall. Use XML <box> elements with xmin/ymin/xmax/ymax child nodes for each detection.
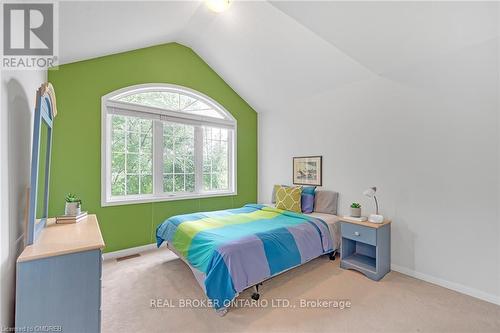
<box><xmin>259</xmin><ymin>38</ymin><xmax>500</xmax><ymax>303</ymax></box>
<box><xmin>0</xmin><ymin>70</ymin><xmax>46</xmax><ymax>328</ymax></box>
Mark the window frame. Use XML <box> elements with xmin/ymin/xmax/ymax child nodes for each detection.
<box><xmin>101</xmin><ymin>83</ymin><xmax>237</xmax><ymax>207</ymax></box>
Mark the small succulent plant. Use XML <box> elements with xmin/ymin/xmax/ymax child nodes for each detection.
<box><xmin>65</xmin><ymin>193</ymin><xmax>81</xmax><ymax>205</ymax></box>
<box><xmin>350</xmin><ymin>202</ymin><xmax>361</xmax><ymax>209</ymax></box>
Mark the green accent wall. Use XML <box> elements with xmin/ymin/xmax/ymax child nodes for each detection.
<box><xmin>48</xmin><ymin>43</ymin><xmax>258</xmax><ymax>252</ymax></box>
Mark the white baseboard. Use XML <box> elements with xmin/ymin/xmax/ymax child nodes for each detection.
<box><xmin>391</xmin><ymin>264</ymin><xmax>500</xmax><ymax>306</ymax></box>
<box><xmin>102</xmin><ymin>243</ymin><xmax>157</xmax><ymax>260</ymax></box>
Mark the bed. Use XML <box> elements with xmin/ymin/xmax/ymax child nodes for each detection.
<box><xmin>156</xmin><ymin>202</ymin><xmax>340</xmax><ymax>315</ymax></box>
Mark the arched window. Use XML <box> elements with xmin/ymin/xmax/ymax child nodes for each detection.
<box><xmin>101</xmin><ymin>84</ymin><xmax>236</xmax><ymax>206</ymax></box>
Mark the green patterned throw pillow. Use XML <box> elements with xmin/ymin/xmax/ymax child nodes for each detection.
<box><xmin>275</xmin><ymin>186</ymin><xmax>302</xmax><ymax>213</ymax></box>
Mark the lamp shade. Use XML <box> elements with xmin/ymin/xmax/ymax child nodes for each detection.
<box><xmin>363</xmin><ymin>187</ymin><xmax>377</xmax><ymax>198</ymax></box>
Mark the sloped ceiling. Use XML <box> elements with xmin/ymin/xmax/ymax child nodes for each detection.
<box><xmin>59</xmin><ymin>1</ymin><xmax>499</xmax><ymax>113</ymax></box>
<box><xmin>59</xmin><ymin>1</ymin><xmax>200</xmax><ymax>63</ymax></box>
<box><xmin>270</xmin><ymin>1</ymin><xmax>499</xmax><ymax>75</ymax></box>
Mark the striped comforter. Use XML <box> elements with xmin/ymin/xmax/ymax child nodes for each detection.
<box><xmin>156</xmin><ymin>204</ymin><xmax>333</xmax><ymax>313</ymax></box>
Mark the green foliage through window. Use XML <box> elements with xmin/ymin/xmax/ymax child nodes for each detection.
<box><xmin>111</xmin><ymin>115</ymin><xmax>153</xmax><ymax>196</ymax></box>
<box><xmin>203</xmin><ymin>127</ymin><xmax>229</xmax><ymax>191</ymax></box>
<box><xmin>163</xmin><ymin>123</ymin><xmax>195</xmax><ymax>193</ymax></box>
<box><xmin>107</xmin><ymin>86</ymin><xmax>235</xmax><ymax>201</ymax></box>
<box><xmin>119</xmin><ymin>91</ymin><xmax>224</xmax><ymax>119</ymax></box>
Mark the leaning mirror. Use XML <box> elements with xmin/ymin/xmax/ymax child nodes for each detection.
<box><xmin>26</xmin><ymin>83</ymin><xmax>57</xmax><ymax>245</ymax></box>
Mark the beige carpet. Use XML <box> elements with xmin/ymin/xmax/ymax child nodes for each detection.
<box><xmin>102</xmin><ymin>248</ymin><xmax>500</xmax><ymax>333</ymax></box>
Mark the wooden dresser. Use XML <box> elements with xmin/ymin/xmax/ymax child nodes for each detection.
<box><xmin>16</xmin><ymin>215</ymin><xmax>105</xmax><ymax>333</ymax></box>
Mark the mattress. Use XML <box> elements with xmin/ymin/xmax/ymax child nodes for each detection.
<box><xmin>307</xmin><ymin>211</ymin><xmax>340</xmax><ymax>252</ymax></box>
<box><xmin>167</xmin><ymin>210</ymin><xmax>340</xmax><ymax>293</ymax></box>
<box><xmin>156</xmin><ymin>204</ymin><xmax>335</xmax><ymax>315</ymax></box>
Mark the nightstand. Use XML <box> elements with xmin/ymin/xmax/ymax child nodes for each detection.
<box><xmin>339</xmin><ymin>217</ymin><xmax>391</xmax><ymax>281</ymax></box>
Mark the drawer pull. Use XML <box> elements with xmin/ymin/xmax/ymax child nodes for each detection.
<box><xmin>354</xmin><ymin>231</ymin><xmax>360</xmax><ymax>236</ymax></box>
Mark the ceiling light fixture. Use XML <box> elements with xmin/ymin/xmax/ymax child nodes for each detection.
<box><xmin>206</xmin><ymin>0</ymin><xmax>231</xmax><ymax>13</ymax></box>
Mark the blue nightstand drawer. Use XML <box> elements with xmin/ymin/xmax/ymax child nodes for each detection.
<box><xmin>341</xmin><ymin>223</ymin><xmax>376</xmax><ymax>246</ymax></box>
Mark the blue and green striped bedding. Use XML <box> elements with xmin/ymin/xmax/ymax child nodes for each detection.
<box><xmin>156</xmin><ymin>204</ymin><xmax>333</xmax><ymax>313</ymax></box>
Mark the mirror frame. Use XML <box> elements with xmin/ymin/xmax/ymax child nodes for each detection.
<box><xmin>26</xmin><ymin>83</ymin><xmax>56</xmax><ymax>245</ymax></box>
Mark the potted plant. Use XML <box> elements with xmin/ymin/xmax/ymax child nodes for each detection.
<box><xmin>350</xmin><ymin>202</ymin><xmax>361</xmax><ymax>218</ymax></box>
<box><xmin>65</xmin><ymin>193</ymin><xmax>82</xmax><ymax>216</ymax></box>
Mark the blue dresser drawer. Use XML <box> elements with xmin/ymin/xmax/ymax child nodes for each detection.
<box><xmin>16</xmin><ymin>250</ymin><xmax>102</xmax><ymax>332</ymax></box>
<box><xmin>341</xmin><ymin>222</ymin><xmax>376</xmax><ymax>246</ymax></box>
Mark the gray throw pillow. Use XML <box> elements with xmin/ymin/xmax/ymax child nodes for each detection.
<box><xmin>314</xmin><ymin>190</ymin><xmax>339</xmax><ymax>215</ymax></box>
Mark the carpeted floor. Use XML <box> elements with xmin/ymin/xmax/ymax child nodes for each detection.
<box><xmin>102</xmin><ymin>247</ymin><xmax>500</xmax><ymax>333</ymax></box>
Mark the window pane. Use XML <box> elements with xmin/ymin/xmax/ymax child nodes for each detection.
<box><xmin>186</xmin><ymin>174</ymin><xmax>195</xmax><ymax>192</ymax></box>
<box><xmin>141</xmin><ymin>135</ymin><xmax>152</xmax><ymax>152</ymax></box>
<box><xmin>119</xmin><ymin>91</ymin><xmax>180</xmax><ymax>110</ymax></box>
<box><xmin>185</xmin><ymin>158</ymin><xmax>194</xmax><ymax>173</ymax></box>
<box><xmin>174</xmin><ymin>174</ymin><xmax>185</xmax><ymax>192</ymax></box>
<box><xmin>140</xmin><ymin>119</ymin><xmax>152</xmax><ymax>133</ymax></box>
<box><xmin>126</xmin><ymin>153</ymin><xmax>139</xmax><ymax>173</ymax></box>
<box><xmin>127</xmin><ymin>117</ymin><xmax>140</xmax><ymax>133</ymax></box>
<box><xmin>164</xmin><ymin>159</ymin><xmax>173</xmax><ymax>174</ymax></box>
<box><xmin>140</xmin><ymin>154</ymin><xmax>152</xmax><ymax>175</ymax></box>
<box><xmin>163</xmin><ymin>123</ymin><xmax>195</xmax><ymax>193</ymax></box>
<box><xmin>127</xmin><ymin>132</ymin><xmax>140</xmax><ymax>153</ymax></box>
<box><xmin>111</xmin><ymin>152</ymin><xmax>125</xmax><ymax>174</ymax></box>
<box><xmin>112</xmin><ymin>130</ymin><xmax>125</xmax><ymax>152</ymax></box>
<box><xmin>141</xmin><ymin>175</ymin><xmax>152</xmax><ymax>194</ymax></box>
<box><xmin>221</xmin><ymin>129</ymin><xmax>228</xmax><ymax>141</ymax></box>
<box><xmin>174</xmin><ymin>156</ymin><xmax>184</xmax><ymax>173</ymax></box>
<box><xmin>127</xmin><ymin>175</ymin><xmax>139</xmax><ymax>195</ymax></box>
<box><xmin>202</xmin><ymin>127</ymin><xmax>229</xmax><ymax>191</ymax></box>
<box><xmin>111</xmin><ymin>114</ymin><xmax>152</xmax><ymax>197</ymax></box>
<box><xmin>179</xmin><ymin>94</ymin><xmax>196</xmax><ymax>110</ymax></box>
<box><xmin>112</xmin><ymin>115</ymin><xmax>126</xmax><ymax>131</ymax></box>
<box><xmin>184</xmin><ymin>108</ymin><xmax>224</xmax><ymax>119</ymax></box>
<box><xmin>163</xmin><ymin>174</ymin><xmax>173</xmax><ymax>192</ymax></box>
<box><xmin>111</xmin><ymin>173</ymin><xmax>125</xmax><ymax>196</ymax></box>
<box><xmin>203</xmin><ymin>173</ymin><xmax>211</xmax><ymax>190</ymax></box>
<box><xmin>183</xmin><ymin>100</ymin><xmax>209</xmax><ymax>111</ymax></box>
<box><xmin>118</xmin><ymin>91</ymin><xmax>226</xmax><ymax>119</ymax></box>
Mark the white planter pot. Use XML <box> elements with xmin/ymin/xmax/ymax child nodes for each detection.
<box><xmin>350</xmin><ymin>207</ymin><xmax>361</xmax><ymax>218</ymax></box>
<box><xmin>65</xmin><ymin>202</ymin><xmax>81</xmax><ymax>216</ymax></box>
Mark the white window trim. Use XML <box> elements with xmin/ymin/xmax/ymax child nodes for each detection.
<box><xmin>101</xmin><ymin>83</ymin><xmax>237</xmax><ymax>207</ymax></box>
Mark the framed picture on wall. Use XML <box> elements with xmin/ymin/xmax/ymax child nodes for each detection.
<box><xmin>293</xmin><ymin>156</ymin><xmax>322</xmax><ymax>186</ymax></box>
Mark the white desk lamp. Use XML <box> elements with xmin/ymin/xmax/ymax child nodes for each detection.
<box><xmin>363</xmin><ymin>187</ymin><xmax>384</xmax><ymax>223</ymax></box>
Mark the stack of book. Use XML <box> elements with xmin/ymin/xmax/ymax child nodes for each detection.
<box><xmin>56</xmin><ymin>211</ymin><xmax>88</xmax><ymax>224</ymax></box>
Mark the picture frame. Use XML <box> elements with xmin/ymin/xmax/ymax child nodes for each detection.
<box><xmin>293</xmin><ymin>156</ymin><xmax>322</xmax><ymax>186</ymax></box>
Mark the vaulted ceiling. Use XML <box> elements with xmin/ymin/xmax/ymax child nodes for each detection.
<box><xmin>59</xmin><ymin>1</ymin><xmax>499</xmax><ymax>113</ymax></box>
